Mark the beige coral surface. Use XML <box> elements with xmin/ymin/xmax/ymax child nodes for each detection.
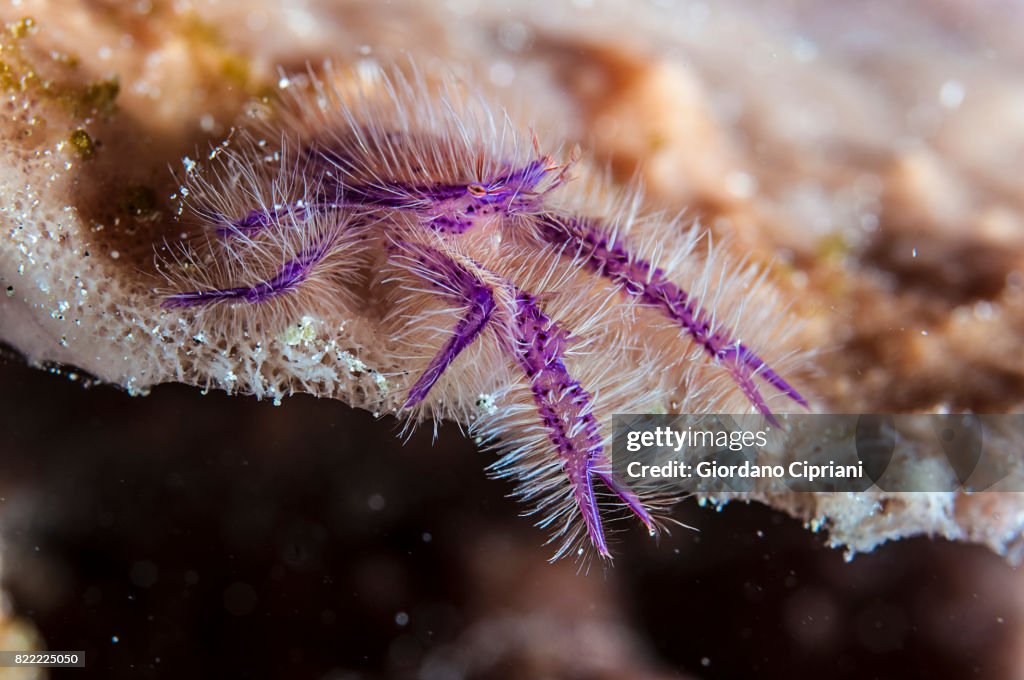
<box><xmin>1</xmin><ymin>0</ymin><xmax>1023</xmax><ymax>561</ymax></box>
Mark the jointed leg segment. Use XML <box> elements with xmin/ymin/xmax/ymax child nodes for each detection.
<box><xmin>390</xmin><ymin>240</ymin><xmax>656</xmax><ymax>556</ymax></box>
<box><xmin>534</xmin><ymin>214</ymin><xmax>807</xmax><ymax>423</ymax></box>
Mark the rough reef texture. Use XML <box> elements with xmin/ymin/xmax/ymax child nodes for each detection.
<box><xmin>1</xmin><ymin>0</ymin><xmax>1024</xmax><ymax>564</ymax></box>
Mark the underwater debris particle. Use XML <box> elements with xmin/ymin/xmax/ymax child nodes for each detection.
<box><xmin>280</xmin><ymin>315</ymin><xmax>319</xmax><ymax>346</ymax></box>
<box><xmin>6</xmin><ymin>17</ymin><xmax>36</xmax><ymax>40</ymax></box>
<box><xmin>337</xmin><ymin>350</ymin><xmax>367</xmax><ymax>375</ymax></box>
<box><xmin>475</xmin><ymin>393</ymin><xmax>498</xmax><ymax>415</ymax></box>
<box><xmin>81</xmin><ymin>76</ymin><xmax>119</xmax><ymax>116</ymax></box>
<box><xmin>220</xmin><ymin>54</ymin><xmax>250</xmax><ymax>87</ymax></box>
<box><xmin>68</xmin><ymin>129</ymin><xmax>95</xmax><ymax>159</ymax></box>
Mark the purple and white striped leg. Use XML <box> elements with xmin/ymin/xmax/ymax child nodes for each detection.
<box><xmin>390</xmin><ymin>240</ymin><xmax>656</xmax><ymax>557</ymax></box>
<box><xmin>214</xmin><ymin>156</ymin><xmax>557</xmax><ymax>240</ymax></box>
<box><xmin>162</xmin><ymin>240</ymin><xmax>331</xmax><ymax>308</ymax></box>
<box><xmin>211</xmin><ymin>199</ymin><xmax>351</xmax><ymax>240</ymax></box>
<box><xmin>535</xmin><ymin>214</ymin><xmax>806</xmax><ymax>424</ymax></box>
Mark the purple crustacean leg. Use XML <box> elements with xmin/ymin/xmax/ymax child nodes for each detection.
<box><xmin>162</xmin><ymin>240</ymin><xmax>330</xmax><ymax>308</ymax></box>
<box><xmin>399</xmin><ymin>265</ymin><xmax>497</xmax><ymax>409</ymax></box>
<box><xmin>331</xmin><ymin>155</ymin><xmax>560</xmax><ymax>234</ymax></box>
<box><xmin>212</xmin><ymin>201</ymin><xmax>349</xmax><ymax>240</ymax></box>
<box><xmin>221</xmin><ymin>154</ymin><xmax>561</xmax><ymax>239</ymax></box>
<box><xmin>390</xmin><ymin>239</ymin><xmax>656</xmax><ymax>557</ymax></box>
<box><xmin>533</xmin><ymin>214</ymin><xmax>806</xmax><ymax>425</ymax></box>
<box><xmin>509</xmin><ymin>290</ymin><xmax>658</xmax><ymax>552</ymax></box>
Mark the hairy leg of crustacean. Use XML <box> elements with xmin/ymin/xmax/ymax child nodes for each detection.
<box><xmin>532</xmin><ymin>214</ymin><xmax>807</xmax><ymax>425</ymax></box>
<box><xmin>162</xmin><ymin>236</ymin><xmax>335</xmax><ymax>308</ymax></box>
<box><xmin>387</xmin><ymin>239</ymin><xmax>657</xmax><ymax>557</ymax></box>
<box><xmin>212</xmin><ymin>150</ymin><xmax>564</xmax><ymax>240</ymax></box>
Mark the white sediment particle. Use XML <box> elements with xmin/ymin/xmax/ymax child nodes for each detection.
<box><xmin>49</xmin><ymin>299</ymin><xmax>69</xmax><ymax>319</ymax></box>
<box><xmin>373</xmin><ymin>372</ymin><xmax>389</xmax><ymax>395</ymax></box>
<box><xmin>182</xmin><ymin>156</ymin><xmax>197</xmax><ymax>175</ymax></box>
<box><xmin>475</xmin><ymin>393</ymin><xmax>498</xmax><ymax>415</ymax></box>
<box><xmin>338</xmin><ymin>350</ymin><xmax>367</xmax><ymax>374</ymax></box>
<box><xmin>124</xmin><ymin>376</ymin><xmax>150</xmax><ymax>397</ymax></box>
<box><xmin>280</xmin><ymin>315</ymin><xmax>319</xmax><ymax>346</ymax></box>
<box><xmin>725</xmin><ymin>171</ymin><xmax>757</xmax><ymax>199</ymax></box>
<box><xmin>192</xmin><ymin>331</ymin><xmax>207</xmax><ymax>344</ymax></box>
<box><xmin>939</xmin><ymin>80</ymin><xmax>965</xmax><ymax>109</ymax></box>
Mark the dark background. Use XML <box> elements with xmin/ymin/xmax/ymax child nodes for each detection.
<box><xmin>0</xmin><ymin>353</ymin><xmax>1019</xmax><ymax>679</ymax></box>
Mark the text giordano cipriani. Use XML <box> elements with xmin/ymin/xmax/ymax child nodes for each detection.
<box><xmin>623</xmin><ymin>426</ymin><xmax>865</xmax><ymax>482</ymax></box>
